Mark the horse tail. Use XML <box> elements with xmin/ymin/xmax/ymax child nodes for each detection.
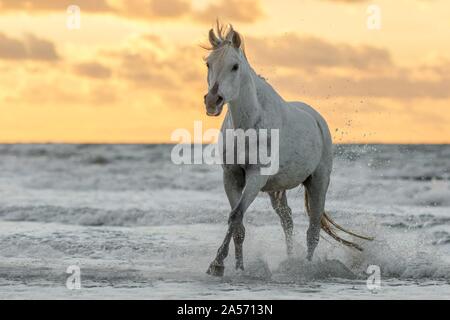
<box><xmin>304</xmin><ymin>192</ymin><xmax>374</xmax><ymax>251</ymax></box>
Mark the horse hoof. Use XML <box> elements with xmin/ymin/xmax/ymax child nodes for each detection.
<box><xmin>206</xmin><ymin>262</ymin><xmax>225</xmax><ymax>277</ymax></box>
<box><xmin>235</xmin><ymin>263</ymin><xmax>244</xmax><ymax>271</ymax></box>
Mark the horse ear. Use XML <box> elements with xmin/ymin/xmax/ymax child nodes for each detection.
<box><xmin>232</xmin><ymin>31</ymin><xmax>241</xmax><ymax>49</ymax></box>
<box><xmin>209</xmin><ymin>28</ymin><xmax>221</xmax><ymax>48</ymax></box>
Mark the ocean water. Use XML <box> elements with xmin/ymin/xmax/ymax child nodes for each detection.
<box><xmin>0</xmin><ymin>144</ymin><xmax>449</xmax><ymax>299</ymax></box>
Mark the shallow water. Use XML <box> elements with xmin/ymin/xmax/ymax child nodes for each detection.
<box><xmin>0</xmin><ymin>144</ymin><xmax>449</xmax><ymax>299</ymax></box>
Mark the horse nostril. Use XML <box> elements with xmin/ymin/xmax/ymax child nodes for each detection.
<box><xmin>216</xmin><ymin>95</ymin><xmax>223</xmax><ymax>106</ymax></box>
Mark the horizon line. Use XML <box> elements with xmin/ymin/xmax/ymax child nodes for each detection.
<box><xmin>0</xmin><ymin>142</ymin><xmax>449</xmax><ymax>146</ymax></box>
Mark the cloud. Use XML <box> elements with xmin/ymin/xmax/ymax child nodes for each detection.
<box><xmin>270</xmin><ymin>66</ymin><xmax>450</xmax><ymax>99</ymax></box>
<box><xmin>321</xmin><ymin>0</ymin><xmax>368</xmax><ymax>3</ymax></box>
<box><xmin>225</xmin><ymin>33</ymin><xmax>450</xmax><ymax>100</ymax></box>
<box><xmin>26</xmin><ymin>34</ymin><xmax>60</xmax><ymax>61</ymax></box>
<box><xmin>0</xmin><ymin>33</ymin><xmax>27</xmax><ymax>59</ymax></box>
<box><xmin>195</xmin><ymin>0</ymin><xmax>265</xmax><ymax>24</ymax></box>
<box><xmin>0</xmin><ymin>0</ymin><xmax>113</xmax><ymax>12</ymax></box>
<box><xmin>113</xmin><ymin>0</ymin><xmax>190</xmax><ymax>20</ymax></box>
<box><xmin>102</xmin><ymin>32</ymin><xmax>450</xmax><ymax>101</ymax></box>
<box><xmin>3</xmin><ymin>28</ymin><xmax>449</xmax><ymax>114</ymax></box>
<box><xmin>0</xmin><ymin>0</ymin><xmax>265</xmax><ymax>24</ymax></box>
<box><xmin>149</xmin><ymin>0</ymin><xmax>190</xmax><ymax>17</ymax></box>
<box><xmin>94</xmin><ymin>35</ymin><xmax>206</xmax><ymax>110</ymax></box>
<box><xmin>246</xmin><ymin>34</ymin><xmax>392</xmax><ymax>71</ymax></box>
<box><xmin>140</xmin><ymin>0</ymin><xmax>265</xmax><ymax>23</ymax></box>
<box><xmin>0</xmin><ymin>32</ymin><xmax>59</xmax><ymax>61</ymax></box>
<box><xmin>115</xmin><ymin>51</ymin><xmax>173</xmax><ymax>88</ymax></box>
<box><xmin>74</xmin><ymin>62</ymin><xmax>112</xmax><ymax>79</ymax></box>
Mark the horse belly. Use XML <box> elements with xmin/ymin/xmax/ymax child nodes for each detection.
<box><xmin>261</xmin><ymin>134</ymin><xmax>322</xmax><ymax>192</ymax></box>
<box><xmin>261</xmin><ymin>175</ymin><xmax>303</xmax><ymax>192</ymax></box>
<box><xmin>261</xmin><ymin>161</ymin><xmax>315</xmax><ymax>192</ymax></box>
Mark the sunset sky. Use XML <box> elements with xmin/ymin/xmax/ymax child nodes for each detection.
<box><xmin>0</xmin><ymin>0</ymin><xmax>449</xmax><ymax>143</ymax></box>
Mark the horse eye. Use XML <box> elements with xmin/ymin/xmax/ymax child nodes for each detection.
<box><xmin>206</xmin><ymin>62</ymin><xmax>210</xmax><ymax>69</ymax></box>
<box><xmin>231</xmin><ymin>64</ymin><xmax>239</xmax><ymax>71</ymax></box>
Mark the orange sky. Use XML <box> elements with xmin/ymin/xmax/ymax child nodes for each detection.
<box><xmin>0</xmin><ymin>0</ymin><xmax>449</xmax><ymax>143</ymax></box>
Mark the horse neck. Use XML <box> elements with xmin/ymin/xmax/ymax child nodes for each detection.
<box><xmin>228</xmin><ymin>64</ymin><xmax>278</xmax><ymax>130</ymax></box>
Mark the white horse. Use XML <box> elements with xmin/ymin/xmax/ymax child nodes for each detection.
<box><xmin>203</xmin><ymin>23</ymin><xmax>372</xmax><ymax>277</ymax></box>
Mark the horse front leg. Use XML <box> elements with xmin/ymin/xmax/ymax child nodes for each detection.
<box><xmin>207</xmin><ymin>170</ymin><xmax>268</xmax><ymax>277</ymax></box>
<box><xmin>222</xmin><ymin>168</ymin><xmax>246</xmax><ymax>270</ymax></box>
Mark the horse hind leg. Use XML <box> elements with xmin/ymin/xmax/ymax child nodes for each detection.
<box><xmin>303</xmin><ymin>171</ymin><xmax>330</xmax><ymax>261</ymax></box>
<box><xmin>303</xmin><ymin>169</ymin><xmax>373</xmax><ymax>260</ymax></box>
<box><xmin>269</xmin><ymin>191</ymin><xmax>294</xmax><ymax>257</ymax></box>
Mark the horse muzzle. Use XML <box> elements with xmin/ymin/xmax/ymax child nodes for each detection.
<box><xmin>204</xmin><ymin>92</ymin><xmax>225</xmax><ymax>117</ymax></box>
